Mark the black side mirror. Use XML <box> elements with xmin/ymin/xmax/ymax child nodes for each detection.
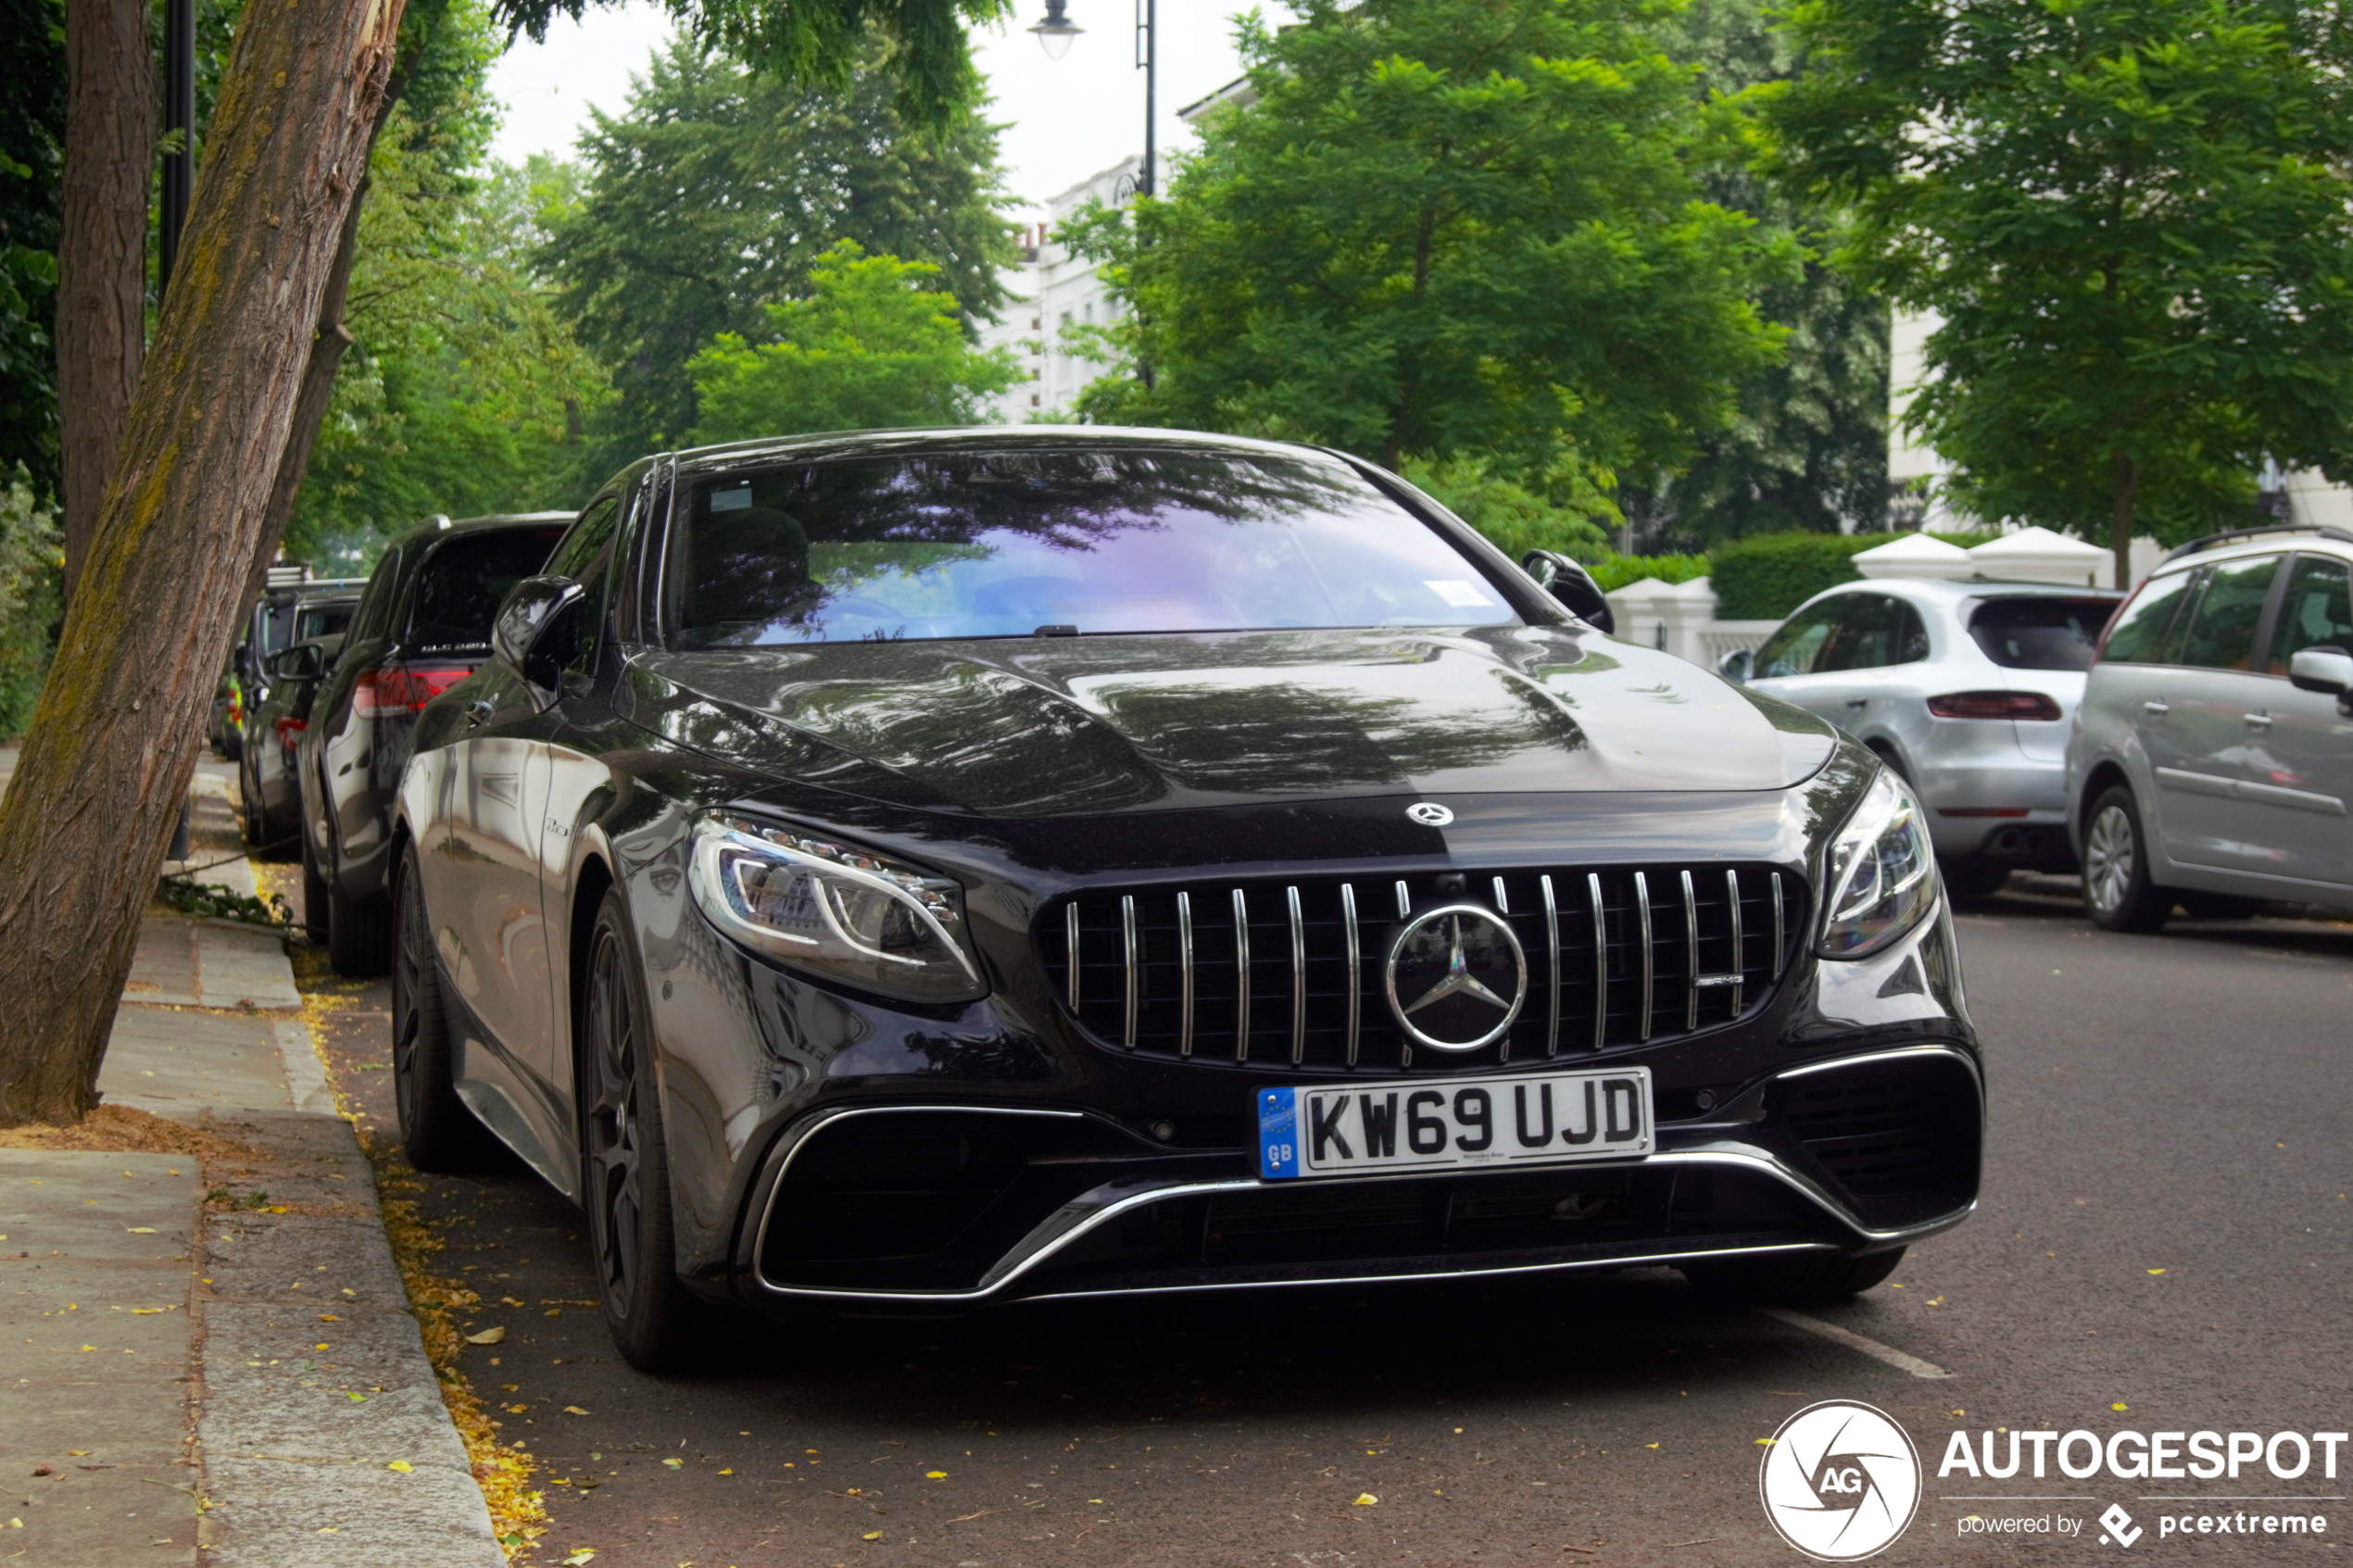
<box><xmin>1520</xmin><ymin>550</ymin><xmax>1615</xmax><ymax>634</ymax></box>
<box><xmin>267</xmin><ymin>643</ymin><xmax>324</xmax><ymax>683</ymax></box>
<box><xmin>493</xmin><ymin>574</ymin><xmax>585</xmax><ymax>708</ymax></box>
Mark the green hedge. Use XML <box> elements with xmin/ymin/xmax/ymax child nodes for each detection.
<box><xmin>1710</xmin><ymin>530</ymin><xmax>2001</xmax><ymax>621</ymax></box>
<box><xmin>1587</xmin><ymin>553</ymin><xmax>1711</xmax><ymax>593</ymax></box>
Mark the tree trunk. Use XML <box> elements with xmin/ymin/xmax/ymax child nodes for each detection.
<box><xmin>2111</xmin><ymin>449</ymin><xmax>2142</xmax><ymax>591</ymax></box>
<box><xmin>0</xmin><ymin>0</ymin><xmax>409</xmax><ymax>1126</ymax></box>
<box><xmin>56</xmin><ymin>0</ymin><xmax>156</xmax><ymax>606</ymax></box>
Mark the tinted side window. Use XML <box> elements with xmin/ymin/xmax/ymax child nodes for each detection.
<box><xmin>405</xmin><ymin>527</ymin><xmax>568</xmax><ymax>652</ymax></box>
<box><xmin>294</xmin><ymin>600</ymin><xmax>356</xmax><ymax>642</ymax></box>
<box><xmin>547</xmin><ymin>495</ymin><xmax>623</xmax><ymax>669</ymax></box>
<box><xmin>1755</xmin><ymin>603</ymin><xmax>1837</xmax><ymax>678</ymax></box>
<box><xmin>2174</xmin><ymin>556</ymin><xmax>2282</xmax><ymax>671</ymax></box>
<box><xmin>2098</xmin><ymin>571</ymin><xmax>2197</xmax><ymax>663</ymax></box>
<box><xmin>350</xmin><ymin>547</ymin><xmax>403</xmax><ymax>643</ymax></box>
<box><xmin>1818</xmin><ymin>596</ymin><xmax>1925</xmax><ymax>672</ymax></box>
<box><xmin>2266</xmin><ymin>555</ymin><xmax>2353</xmax><ymax>674</ymax></box>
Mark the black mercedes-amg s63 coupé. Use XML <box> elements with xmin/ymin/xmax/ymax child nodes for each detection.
<box><xmin>390</xmin><ymin>428</ymin><xmax>1981</xmax><ymax>1369</ymax></box>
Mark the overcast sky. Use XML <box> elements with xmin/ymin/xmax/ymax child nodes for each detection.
<box><xmin>484</xmin><ymin>1</ymin><xmax>1296</xmax><ymax>219</ymax></box>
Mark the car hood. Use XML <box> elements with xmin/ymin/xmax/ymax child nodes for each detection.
<box><xmin>626</xmin><ymin>626</ymin><xmax>1836</xmax><ymax>819</ymax></box>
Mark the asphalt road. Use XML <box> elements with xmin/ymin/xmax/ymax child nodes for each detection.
<box><xmin>299</xmin><ymin>880</ymin><xmax>2353</xmax><ymax>1567</ymax></box>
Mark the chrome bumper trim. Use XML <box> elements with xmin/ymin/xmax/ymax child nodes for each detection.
<box><xmin>745</xmin><ymin>1043</ymin><xmax>1981</xmax><ymax>1305</ymax></box>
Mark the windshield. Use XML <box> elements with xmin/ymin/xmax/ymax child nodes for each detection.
<box><xmin>1968</xmin><ymin>596</ymin><xmax>2118</xmax><ymax>671</ymax></box>
<box><xmin>663</xmin><ymin>448</ymin><xmax>1520</xmax><ymax>646</ymax></box>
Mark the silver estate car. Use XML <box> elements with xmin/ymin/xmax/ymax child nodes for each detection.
<box><xmin>1728</xmin><ymin>578</ymin><xmax>2123</xmax><ymax>896</ymax></box>
<box><xmin>2068</xmin><ymin>524</ymin><xmax>2353</xmax><ymax>930</ymax></box>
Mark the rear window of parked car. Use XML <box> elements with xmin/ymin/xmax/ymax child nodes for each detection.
<box><xmin>1968</xmin><ymin>596</ymin><xmax>2116</xmax><ymax>671</ymax></box>
<box><xmin>293</xmin><ymin>599</ymin><xmax>356</xmax><ymax>643</ymax></box>
<box><xmin>406</xmin><ymin>528</ymin><xmax>565</xmax><ymax>652</ymax></box>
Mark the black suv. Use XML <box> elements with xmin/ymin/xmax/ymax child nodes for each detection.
<box><xmin>296</xmin><ymin>513</ymin><xmax>571</xmax><ymax>973</ymax></box>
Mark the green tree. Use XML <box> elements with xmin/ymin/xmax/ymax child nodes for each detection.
<box><xmin>0</xmin><ymin>0</ymin><xmax>63</xmax><ymax>507</ymax></box>
<box><xmin>284</xmin><ymin>116</ymin><xmax>610</xmax><ymax>568</ymax></box>
<box><xmin>1615</xmin><ymin>0</ymin><xmax>1889</xmax><ymax>548</ymax></box>
<box><xmin>687</xmin><ymin>243</ymin><xmax>1016</xmax><ymax>443</ymax></box>
<box><xmin>1766</xmin><ymin>0</ymin><xmax>2353</xmax><ymax>576</ymax></box>
<box><xmin>541</xmin><ymin>29</ymin><xmax>1015</xmax><ymax>471</ymax></box>
<box><xmin>1063</xmin><ymin>0</ymin><xmax>1788</xmax><ymax>498</ymax></box>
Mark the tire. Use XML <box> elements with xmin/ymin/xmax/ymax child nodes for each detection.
<box><xmin>300</xmin><ymin>833</ymin><xmax>331</xmax><ymax>945</ymax></box>
<box><xmin>391</xmin><ymin>846</ymin><xmax>496</xmax><ymax>1172</ymax></box>
<box><xmin>1680</xmin><ymin>1246</ymin><xmax>1906</xmax><ymax>1306</ymax></box>
<box><xmin>1939</xmin><ymin>854</ymin><xmax>2011</xmax><ymax>900</ymax></box>
<box><xmin>2081</xmin><ymin>785</ymin><xmax>2172</xmax><ymax>933</ymax></box>
<box><xmin>579</xmin><ymin>889</ymin><xmax>707</xmax><ymax>1372</ymax></box>
<box><xmin>329</xmin><ymin>879</ymin><xmax>394</xmax><ymax>976</ymax></box>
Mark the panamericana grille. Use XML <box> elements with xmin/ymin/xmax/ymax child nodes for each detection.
<box><xmin>1038</xmin><ymin>865</ymin><xmax>1806</xmax><ymax>1072</ymax></box>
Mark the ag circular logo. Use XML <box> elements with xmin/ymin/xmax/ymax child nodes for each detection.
<box><xmin>1405</xmin><ymin>801</ymin><xmax>1453</xmax><ymax>826</ymax></box>
<box><xmin>1383</xmin><ymin>905</ymin><xmax>1525</xmax><ymax>1051</ymax></box>
<box><xmin>1759</xmin><ymin>1399</ymin><xmax>1922</xmax><ymax>1562</ymax></box>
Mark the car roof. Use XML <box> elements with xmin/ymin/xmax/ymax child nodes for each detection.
<box><xmin>665</xmin><ymin>424</ymin><xmax>1340</xmax><ymax>474</ymax></box>
<box><xmin>2145</xmin><ymin>530</ymin><xmax>2353</xmax><ymax>582</ymax></box>
<box><xmin>1804</xmin><ymin>577</ymin><xmax>2124</xmax><ymax>607</ymax></box>
<box><xmin>386</xmin><ymin>510</ymin><xmax>576</xmax><ymax>553</ymax></box>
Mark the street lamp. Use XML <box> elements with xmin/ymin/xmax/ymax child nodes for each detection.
<box><xmin>1032</xmin><ymin>0</ymin><xmax>1155</xmax><ymax>199</ymax></box>
<box><xmin>1027</xmin><ymin>0</ymin><xmax>1084</xmax><ymax>61</ymax></box>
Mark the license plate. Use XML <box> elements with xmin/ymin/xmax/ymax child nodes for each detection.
<box><xmin>1256</xmin><ymin>1068</ymin><xmax>1654</xmax><ymax>1181</ymax></box>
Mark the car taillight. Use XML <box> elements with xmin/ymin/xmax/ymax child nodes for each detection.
<box><xmin>274</xmin><ymin>716</ymin><xmax>305</xmax><ymax>751</ymax></box>
<box><xmin>1927</xmin><ymin>690</ymin><xmax>2063</xmax><ymax>721</ymax></box>
<box><xmin>354</xmin><ymin>663</ymin><xmax>476</xmax><ymax>717</ymax></box>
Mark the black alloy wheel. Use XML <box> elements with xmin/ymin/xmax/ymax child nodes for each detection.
<box><xmin>580</xmin><ymin>889</ymin><xmax>704</xmax><ymax>1371</ymax></box>
<box><xmin>1679</xmin><ymin>1246</ymin><xmax>1906</xmax><ymax>1306</ymax></box>
<box><xmin>300</xmin><ymin>832</ymin><xmax>331</xmax><ymax>945</ymax></box>
<box><xmin>2082</xmin><ymin>784</ymin><xmax>2172</xmax><ymax>933</ymax></box>
<box><xmin>391</xmin><ymin>845</ymin><xmax>493</xmax><ymax>1171</ymax></box>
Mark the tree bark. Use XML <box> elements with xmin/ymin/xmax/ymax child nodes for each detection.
<box><xmin>0</xmin><ymin>0</ymin><xmax>409</xmax><ymax>1126</ymax></box>
<box><xmin>2111</xmin><ymin>448</ymin><xmax>2142</xmax><ymax>591</ymax></box>
<box><xmin>56</xmin><ymin>0</ymin><xmax>156</xmax><ymax>606</ymax></box>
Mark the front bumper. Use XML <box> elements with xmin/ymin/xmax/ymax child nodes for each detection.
<box><xmin>732</xmin><ymin>1042</ymin><xmax>1981</xmax><ymax>1308</ymax></box>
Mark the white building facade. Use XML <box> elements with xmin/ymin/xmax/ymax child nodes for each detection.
<box><xmin>976</xmin><ymin>157</ymin><xmax>1143</xmax><ymax>423</ymax></box>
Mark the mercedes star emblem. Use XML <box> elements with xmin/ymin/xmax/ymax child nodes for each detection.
<box><xmin>1384</xmin><ymin>904</ymin><xmax>1527</xmax><ymax>1051</ymax></box>
<box><xmin>1406</xmin><ymin>802</ymin><xmax>1453</xmax><ymax>826</ymax></box>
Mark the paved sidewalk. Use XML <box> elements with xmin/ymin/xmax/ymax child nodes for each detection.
<box><xmin>0</xmin><ymin>755</ymin><xmax>504</xmax><ymax>1567</ymax></box>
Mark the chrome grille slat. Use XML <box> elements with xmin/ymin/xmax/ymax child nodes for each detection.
<box><xmin>1232</xmin><ymin>888</ymin><xmax>1252</xmax><ymax>1062</ymax></box>
<box><xmin>1176</xmin><ymin>889</ymin><xmax>1195</xmax><ymax>1058</ymax></box>
<box><xmin>1048</xmin><ymin>864</ymin><xmax>1805</xmax><ymax>1072</ymax></box>
<box><xmin>1287</xmin><ymin>884</ymin><xmax>1307</xmax><ymax>1065</ymax></box>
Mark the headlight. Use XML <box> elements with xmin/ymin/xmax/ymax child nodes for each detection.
<box><xmin>1816</xmin><ymin>769</ymin><xmax>1939</xmax><ymax>960</ymax></box>
<box><xmin>688</xmin><ymin>813</ymin><xmax>986</xmax><ymax>1004</ymax></box>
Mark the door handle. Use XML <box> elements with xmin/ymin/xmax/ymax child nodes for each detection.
<box><xmin>1844</xmin><ymin>697</ymin><xmax>1867</xmax><ymax>709</ymax></box>
<box><xmin>466</xmin><ymin>699</ymin><xmax>494</xmax><ymax>726</ymax></box>
<box><xmin>2244</xmin><ymin>712</ymin><xmax>2272</xmax><ymax>729</ymax></box>
<box><xmin>2143</xmin><ymin>700</ymin><xmax>2171</xmax><ymax>718</ymax></box>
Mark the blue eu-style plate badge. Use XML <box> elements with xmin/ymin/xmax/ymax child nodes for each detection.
<box><xmin>1258</xmin><ymin>1086</ymin><xmax>1300</xmax><ymax>1179</ymax></box>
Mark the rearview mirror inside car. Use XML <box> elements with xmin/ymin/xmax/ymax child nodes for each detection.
<box><xmin>1718</xmin><ymin>646</ymin><xmax>1755</xmax><ymax>684</ymax></box>
<box><xmin>492</xmin><ymin>574</ymin><xmax>585</xmax><ymax>708</ymax></box>
<box><xmin>1520</xmin><ymin>550</ymin><xmax>1615</xmax><ymax>634</ymax></box>
<box><xmin>2288</xmin><ymin>644</ymin><xmax>2353</xmax><ymax>696</ymax></box>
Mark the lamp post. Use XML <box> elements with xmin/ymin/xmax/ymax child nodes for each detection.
<box><xmin>1031</xmin><ymin>0</ymin><xmax>1156</xmax><ymax>200</ymax></box>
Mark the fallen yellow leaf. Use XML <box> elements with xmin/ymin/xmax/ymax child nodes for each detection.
<box><xmin>125</xmin><ymin>1226</ymin><xmax>156</xmax><ymax>1235</ymax></box>
<box><xmin>926</xmin><ymin>1471</ymin><xmax>948</xmax><ymax>1479</ymax></box>
<box><xmin>718</xmin><ymin>1468</ymin><xmax>733</xmax><ymax>1475</ymax></box>
<box><xmin>863</xmin><ymin>1531</ymin><xmax>885</xmax><ymax>1540</ymax></box>
<box><xmin>318</xmin><ymin>1314</ymin><xmax>340</xmax><ymax>1323</ymax></box>
<box><xmin>465</xmin><ymin>1326</ymin><xmax>506</xmax><ymax>1345</ymax></box>
<box><xmin>2147</xmin><ymin>1268</ymin><xmax>2166</xmax><ymax>1275</ymax></box>
<box><xmin>66</xmin><ymin>1451</ymin><xmax>87</xmax><ymax>1457</ymax></box>
<box><xmin>662</xmin><ymin>1457</ymin><xmax>683</xmax><ymax>1469</ymax></box>
<box><xmin>2112</xmin><ymin>1402</ymin><xmax>2129</xmax><ymax>1411</ymax></box>
<box><xmin>1353</xmin><ymin>1493</ymin><xmax>1378</xmax><ymax>1506</ymax></box>
<box><xmin>563</xmin><ymin>1406</ymin><xmax>591</xmax><ymax>1416</ymax></box>
<box><xmin>386</xmin><ymin>1461</ymin><xmax>412</xmax><ymax>1474</ymax></box>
